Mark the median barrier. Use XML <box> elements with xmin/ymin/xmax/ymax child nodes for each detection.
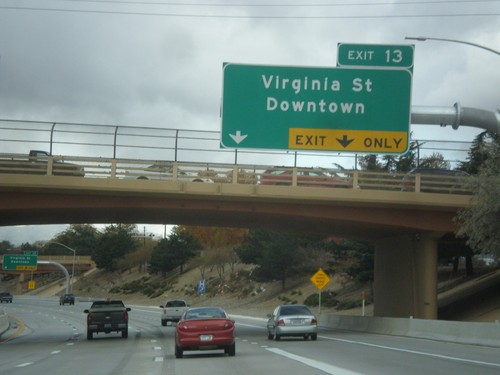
<box><xmin>320</xmin><ymin>314</ymin><xmax>500</xmax><ymax>347</ymax></box>
<box><xmin>0</xmin><ymin>308</ymin><xmax>9</xmax><ymax>337</ymax></box>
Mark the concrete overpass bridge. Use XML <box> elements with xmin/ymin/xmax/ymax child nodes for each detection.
<box><xmin>0</xmin><ymin>156</ymin><xmax>473</xmax><ymax>319</ymax></box>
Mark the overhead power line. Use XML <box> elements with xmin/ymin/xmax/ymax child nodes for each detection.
<box><xmin>47</xmin><ymin>0</ymin><xmax>500</xmax><ymax>7</ymax></box>
<box><xmin>0</xmin><ymin>5</ymin><xmax>498</xmax><ymax>19</ymax></box>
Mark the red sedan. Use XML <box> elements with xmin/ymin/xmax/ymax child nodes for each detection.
<box><xmin>175</xmin><ymin>307</ymin><xmax>235</xmax><ymax>358</ymax></box>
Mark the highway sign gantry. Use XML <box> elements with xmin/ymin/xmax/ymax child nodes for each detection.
<box><xmin>221</xmin><ymin>63</ymin><xmax>411</xmax><ymax>154</ymax></box>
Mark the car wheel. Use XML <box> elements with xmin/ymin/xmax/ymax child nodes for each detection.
<box><xmin>275</xmin><ymin>334</ymin><xmax>281</xmax><ymax>341</ymax></box>
<box><xmin>311</xmin><ymin>333</ymin><xmax>317</xmax><ymax>341</ymax></box>
<box><xmin>303</xmin><ymin>335</ymin><xmax>309</xmax><ymax>340</ymax></box>
<box><xmin>175</xmin><ymin>344</ymin><xmax>183</xmax><ymax>359</ymax></box>
<box><xmin>267</xmin><ymin>333</ymin><xmax>274</xmax><ymax>340</ymax></box>
<box><xmin>87</xmin><ymin>330</ymin><xmax>93</xmax><ymax>340</ymax></box>
<box><xmin>225</xmin><ymin>342</ymin><xmax>236</xmax><ymax>357</ymax></box>
<box><xmin>122</xmin><ymin>329</ymin><xmax>128</xmax><ymax>338</ymax></box>
<box><xmin>161</xmin><ymin>320</ymin><xmax>167</xmax><ymax>327</ymax></box>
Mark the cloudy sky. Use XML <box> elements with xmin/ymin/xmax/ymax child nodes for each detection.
<box><xmin>0</xmin><ymin>0</ymin><xmax>499</xmax><ymax>245</ymax></box>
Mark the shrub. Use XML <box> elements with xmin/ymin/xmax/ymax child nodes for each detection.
<box><xmin>304</xmin><ymin>290</ymin><xmax>338</xmax><ymax>307</ymax></box>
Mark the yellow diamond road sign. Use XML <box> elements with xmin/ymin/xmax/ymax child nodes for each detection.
<box><xmin>310</xmin><ymin>268</ymin><xmax>331</xmax><ymax>291</ymax></box>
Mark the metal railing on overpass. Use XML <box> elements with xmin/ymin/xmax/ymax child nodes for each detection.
<box><xmin>0</xmin><ymin>119</ymin><xmax>473</xmax><ymax>170</ymax></box>
<box><xmin>0</xmin><ymin>154</ymin><xmax>474</xmax><ymax>195</ymax></box>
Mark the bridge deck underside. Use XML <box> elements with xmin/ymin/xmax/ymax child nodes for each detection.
<box><xmin>0</xmin><ymin>175</ymin><xmax>469</xmax><ymax>239</ymax></box>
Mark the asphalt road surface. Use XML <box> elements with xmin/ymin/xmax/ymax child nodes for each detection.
<box><xmin>1</xmin><ymin>296</ymin><xmax>499</xmax><ymax>375</ymax></box>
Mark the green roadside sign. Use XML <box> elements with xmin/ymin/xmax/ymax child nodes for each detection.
<box><xmin>3</xmin><ymin>254</ymin><xmax>38</xmax><ymax>270</ymax></box>
<box><xmin>337</xmin><ymin>43</ymin><xmax>414</xmax><ymax>69</ymax></box>
<box><xmin>220</xmin><ymin>63</ymin><xmax>412</xmax><ymax>154</ymax></box>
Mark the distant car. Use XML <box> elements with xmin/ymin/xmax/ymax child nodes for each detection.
<box><xmin>175</xmin><ymin>306</ymin><xmax>235</xmax><ymax>358</ymax></box>
<box><xmin>59</xmin><ymin>293</ymin><xmax>75</xmax><ymax>305</ymax></box>
<box><xmin>127</xmin><ymin>163</ymin><xmax>213</xmax><ymax>183</ymax></box>
<box><xmin>260</xmin><ymin>167</ymin><xmax>351</xmax><ymax>188</ymax></box>
<box><xmin>0</xmin><ymin>292</ymin><xmax>13</xmax><ymax>303</ymax></box>
<box><xmin>160</xmin><ymin>299</ymin><xmax>189</xmax><ymax>326</ymax></box>
<box><xmin>1</xmin><ymin>274</ymin><xmax>15</xmax><ymax>281</ymax></box>
<box><xmin>402</xmin><ymin>167</ymin><xmax>470</xmax><ymax>194</ymax></box>
<box><xmin>267</xmin><ymin>304</ymin><xmax>318</xmax><ymax>341</ymax></box>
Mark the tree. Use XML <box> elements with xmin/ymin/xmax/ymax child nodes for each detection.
<box><xmin>419</xmin><ymin>152</ymin><xmax>450</xmax><ymax>169</ymax></box>
<box><xmin>0</xmin><ymin>240</ymin><xmax>14</xmax><ymax>253</ymax></box>
<box><xmin>150</xmin><ymin>238</ymin><xmax>178</xmax><ymax>276</ymax></box>
<box><xmin>456</xmin><ymin>135</ymin><xmax>500</xmax><ymax>258</ymax></box>
<box><xmin>93</xmin><ymin>224</ymin><xmax>138</xmax><ymax>271</ymax></box>
<box><xmin>43</xmin><ymin>224</ymin><xmax>99</xmax><ymax>256</ymax></box>
<box><xmin>236</xmin><ymin>230</ymin><xmax>323</xmax><ymax>290</ymax></box>
<box><xmin>149</xmin><ymin>227</ymin><xmax>202</xmax><ymax>276</ymax></box>
<box><xmin>459</xmin><ymin>131</ymin><xmax>498</xmax><ymax>174</ymax></box>
<box><xmin>181</xmin><ymin>226</ymin><xmax>247</xmax><ymax>282</ymax></box>
<box><xmin>340</xmin><ymin>240</ymin><xmax>375</xmax><ymax>283</ymax></box>
<box><xmin>358</xmin><ymin>137</ymin><xmax>419</xmax><ymax>173</ymax></box>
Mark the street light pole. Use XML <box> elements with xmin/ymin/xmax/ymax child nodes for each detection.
<box><xmin>47</xmin><ymin>241</ymin><xmax>76</xmax><ymax>293</ymax></box>
<box><xmin>405</xmin><ymin>36</ymin><xmax>500</xmax><ymax>56</ymax></box>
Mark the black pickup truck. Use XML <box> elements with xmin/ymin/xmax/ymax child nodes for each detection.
<box><xmin>84</xmin><ymin>300</ymin><xmax>131</xmax><ymax>340</ymax></box>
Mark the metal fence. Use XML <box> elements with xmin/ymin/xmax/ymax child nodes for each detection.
<box><xmin>0</xmin><ymin>153</ymin><xmax>473</xmax><ymax>195</ymax></box>
<box><xmin>0</xmin><ymin>118</ymin><xmax>473</xmax><ymax>170</ymax></box>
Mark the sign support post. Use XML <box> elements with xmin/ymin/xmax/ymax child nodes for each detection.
<box><xmin>310</xmin><ymin>268</ymin><xmax>331</xmax><ymax>315</ymax></box>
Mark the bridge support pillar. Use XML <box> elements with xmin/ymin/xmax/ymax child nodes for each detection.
<box><xmin>373</xmin><ymin>232</ymin><xmax>441</xmax><ymax>319</ymax></box>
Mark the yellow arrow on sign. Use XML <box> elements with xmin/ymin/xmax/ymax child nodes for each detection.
<box><xmin>289</xmin><ymin>128</ymin><xmax>408</xmax><ymax>153</ymax></box>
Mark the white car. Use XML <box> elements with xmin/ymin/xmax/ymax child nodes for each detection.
<box><xmin>126</xmin><ymin>163</ymin><xmax>213</xmax><ymax>183</ymax></box>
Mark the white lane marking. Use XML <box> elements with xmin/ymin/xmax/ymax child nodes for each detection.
<box><xmin>153</xmin><ymin>346</ymin><xmax>162</xmax><ymax>350</ymax></box>
<box><xmin>51</xmin><ymin>350</ymin><xmax>61</xmax><ymax>355</ymax></box>
<box><xmin>320</xmin><ymin>336</ymin><xmax>500</xmax><ymax>368</ymax></box>
<box><xmin>16</xmin><ymin>363</ymin><xmax>33</xmax><ymax>368</ymax></box>
<box><xmin>266</xmin><ymin>348</ymin><xmax>362</xmax><ymax>375</ymax></box>
<box><xmin>154</xmin><ymin>357</ymin><xmax>164</xmax><ymax>362</ymax></box>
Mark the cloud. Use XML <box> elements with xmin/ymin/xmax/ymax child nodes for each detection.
<box><xmin>0</xmin><ymin>1</ymin><xmax>499</xmax><ymax>243</ymax></box>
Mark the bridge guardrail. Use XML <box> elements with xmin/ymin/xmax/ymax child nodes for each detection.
<box><xmin>0</xmin><ymin>154</ymin><xmax>474</xmax><ymax>195</ymax></box>
<box><xmin>0</xmin><ymin>119</ymin><xmax>473</xmax><ymax>170</ymax></box>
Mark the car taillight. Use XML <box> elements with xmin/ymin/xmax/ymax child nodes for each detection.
<box><xmin>224</xmin><ymin>321</ymin><xmax>234</xmax><ymax>329</ymax></box>
<box><xmin>278</xmin><ymin>319</ymin><xmax>285</xmax><ymax>326</ymax></box>
<box><xmin>123</xmin><ymin>311</ymin><xmax>129</xmax><ymax>322</ymax></box>
<box><xmin>87</xmin><ymin>313</ymin><xmax>93</xmax><ymax>324</ymax></box>
<box><xmin>311</xmin><ymin>319</ymin><xmax>318</xmax><ymax>326</ymax></box>
<box><xmin>177</xmin><ymin>324</ymin><xmax>189</xmax><ymax>332</ymax></box>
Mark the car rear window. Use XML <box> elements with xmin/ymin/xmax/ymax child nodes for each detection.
<box><xmin>280</xmin><ymin>306</ymin><xmax>311</xmax><ymax>316</ymax></box>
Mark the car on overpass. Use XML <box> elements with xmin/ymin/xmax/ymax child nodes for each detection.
<box><xmin>259</xmin><ymin>167</ymin><xmax>352</xmax><ymax>188</ymax></box>
<box><xmin>125</xmin><ymin>163</ymin><xmax>213</xmax><ymax>183</ymax></box>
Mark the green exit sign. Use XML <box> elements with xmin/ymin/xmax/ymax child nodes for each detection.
<box><xmin>3</xmin><ymin>254</ymin><xmax>38</xmax><ymax>271</ymax></box>
<box><xmin>337</xmin><ymin>43</ymin><xmax>414</xmax><ymax>69</ymax></box>
<box><xmin>220</xmin><ymin>63</ymin><xmax>412</xmax><ymax>154</ymax></box>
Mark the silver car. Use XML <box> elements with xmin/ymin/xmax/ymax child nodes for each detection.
<box><xmin>267</xmin><ymin>304</ymin><xmax>318</xmax><ymax>341</ymax></box>
<box><xmin>126</xmin><ymin>163</ymin><xmax>213</xmax><ymax>183</ymax></box>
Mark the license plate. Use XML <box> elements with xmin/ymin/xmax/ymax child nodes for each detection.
<box><xmin>290</xmin><ymin>319</ymin><xmax>304</xmax><ymax>325</ymax></box>
<box><xmin>200</xmin><ymin>335</ymin><xmax>213</xmax><ymax>341</ymax></box>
